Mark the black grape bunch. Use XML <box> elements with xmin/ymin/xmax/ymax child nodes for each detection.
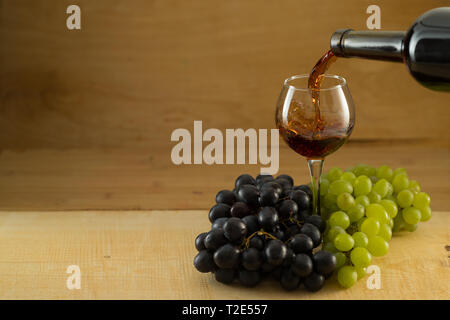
<box><xmin>193</xmin><ymin>173</ymin><xmax>336</xmax><ymax>292</ymax></box>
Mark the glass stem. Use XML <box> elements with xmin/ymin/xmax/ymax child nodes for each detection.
<box><xmin>307</xmin><ymin>159</ymin><xmax>324</xmax><ymax>216</ymax></box>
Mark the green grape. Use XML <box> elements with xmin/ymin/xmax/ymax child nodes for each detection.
<box><xmin>351</xmin><ymin>164</ymin><xmax>368</xmax><ymax>177</ymax></box>
<box><xmin>341</xmin><ymin>171</ymin><xmax>356</xmax><ymax>184</ymax></box>
<box><xmin>396</xmin><ymin>189</ymin><xmax>414</xmax><ymax>208</ymax></box>
<box><xmin>384</xmin><ymin>194</ymin><xmax>396</xmax><ymax>202</ymax></box>
<box><xmin>353</xmin><ymin>175</ymin><xmax>372</xmax><ymax>197</ymax></box>
<box><xmin>420</xmin><ymin>206</ymin><xmax>432</xmax><ymax>222</ymax></box>
<box><xmin>324</xmin><ymin>193</ymin><xmax>339</xmax><ymax>211</ymax></box>
<box><xmin>369</xmin><ymin>176</ymin><xmax>378</xmax><ymax>184</ymax></box>
<box><xmin>365</xmin><ymin>203</ymin><xmax>389</xmax><ymax>223</ymax></box>
<box><xmin>326</xmin><ymin>226</ymin><xmax>346</xmax><ymax>242</ymax></box>
<box><xmin>378</xmin><ymin>223</ymin><xmax>392</xmax><ymax>241</ymax></box>
<box><xmin>322</xmin><ymin>242</ymin><xmax>338</xmax><ymax>253</ymax></box>
<box><xmin>328</xmin><ymin>167</ymin><xmax>343</xmax><ymax>182</ymax></box>
<box><xmin>357</xmin><ymin>217</ymin><xmax>366</xmax><ymax>230</ymax></box>
<box><xmin>392</xmin><ymin>213</ymin><xmax>406</xmax><ymax>232</ymax></box>
<box><xmin>367</xmin><ymin>236</ymin><xmax>389</xmax><ymax>257</ymax></box>
<box><xmin>388</xmin><ymin>218</ymin><xmax>394</xmax><ymax>228</ymax></box>
<box><xmin>337</xmin><ymin>193</ymin><xmax>355</xmax><ymax>211</ymax></box>
<box><xmin>334</xmin><ymin>232</ymin><xmax>355</xmax><ymax>251</ymax></box>
<box><xmin>355</xmin><ymin>266</ymin><xmax>367</xmax><ymax>280</ymax></box>
<box><xmin>373</xmin><ymin>179</ymin><xmax>390</xmax><ymax>198</ymax></box>
<box><xmin>337</xmin><ymin>266</ymin><xmax>357</xmax><ymax>288</ymax></box>
<box><xmin>360</xmin><ymin>217</ymin><xmax>380</xmax><ymax>237</ymax></box>
<box><xmin>409</xmin><ymin>180</ymin><xmax>421</xmax><ymax>193</ymax></box>
<box><xmin>393</xmin><ymin>168</ymin><xmax>408</xmax><ymax>178</ymax></box>
<box><xmin>404</xmin><ymin>223</ymin><xmax>418</xmax><ymax>232</ymax></box>
<box><xmin>320</xmin><ymin>179</ymin><xmax>330</xmax><ymax>196</ymax></box>
<box><xmin>355</xmin><ymin>195</ymin><xmax>370</xmax><ymax>207</ymax></box>
<box><xmin>376</xmin><ymin>165</ymin><xmax>393</xmax><ymax>181</ymax></box>
<box><xmin>412</xmin><ymin>192</ymin><xmax>431</xmax><ymax>210</ymax></box>
<box><xmin>334</xmin><ymin>252</ymin><xmax>347</xmax><ymax>269</ymax></box>
<box><xmin>385</xmin><ymin>182</ymin><xmax>394</xmax><ymax>196</ymax></box>
<box><xmin>380</xmin><ymin>199</ymin><xmax>398</xmax><ymax>218</ymax></box>
<box><xmin>352</xmin><ymin>231</ymin><xmax>369</xmax><ymax>248</ymax></box>
<box><xmin>329</xmin><ymin>180</ymin><xmax>353</xmax><ymax>196</ymax></box>
<box><xmin>367</xmin><ymin>191</ymin><xmax>381</xmax><ymax>203</ymax></box>
<box><xmin>350</xmin><ymin>247</ymin><xmax>372</xmax><ymax>267</ymax></box>
<box><xmin>347</xmin><ymin>204</ymin><xmax>365</xmax><ymax>223</ymax></box>
<box><xmin>402</xmin><ymin>207</ymin><xmax>421</xmax><ymax>225</ymax></box>
<box><xmin>321</xmin><ymin>207</ymin><xmax>331</xmax><ymax>220</ymax></box>
<box><xmin>329</xmin><ymin>211</ymin><xmax>351</xmax><ymax>229</ymax></box>
<box><xmin>392</xmin><ymin>174</ymin><xmax>409</xmax><ymax>193</ymax></box>
<box><xmin>367</xmin><ymin>166</ymin><xmax>377</xmax><ymax>177</ymax></box>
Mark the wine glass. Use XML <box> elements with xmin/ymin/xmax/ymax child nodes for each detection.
<box><xmin>275</xmin><ymin>74</ymin><xmax>355</xmax><ymax>216</ymax></box>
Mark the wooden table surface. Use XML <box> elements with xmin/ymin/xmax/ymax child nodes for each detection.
<box><xmin>0</xmin><ymin>210</ymin><xmax>448</xmax><ymax>300</ymax></box>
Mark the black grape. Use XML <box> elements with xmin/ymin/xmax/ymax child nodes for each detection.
<box><xmin>241</xmin><ymin>215</ymin><xmax>259</xmax><ymax>235</ymax></box>
<box><xmin>208</xmin><ymin>203</ymin><xmax>231</xmax><ymax>223</ymax></box>
<box><xmin>238</xmin><ymin>269</ymin><xmax>261</xmax><ymax>287</ymax></box>
<box><xmin>280</xmin><ymin>268</ymin><xmax>301</xmax><ymax>291</ymax></box>
<box><xmin>289</xmin><ymin>190</ymin><xmax>311</xmax><ymax>211</ymax></box>
<box><xmin>300</xmin><ymin>223</ymin><xmax>322</xmax><ymax>248</ymax></box>
<box><xmin>305</xmin><ymin>215</ymin><xmax>326</xmax><ymax>233</ymax></box>
<box><xmin>275</xmin><ymin>178</ymin><xmax>293</xmax><ymax>197</ymax></box>
<box><xmin>271</xmin><ymin>267</ymin><xmax>283</xmax><ymax>281</ymax></box>
<box><xmin>215</xmin><ymin>190</ymin><xmax>236</xmax><ymax>206</ymax></box>
<box><xmin>304</xmin><ymin>272</ymin><xmax>325</xmax><ymax>292</ymax></box>
<box><xmin>288</xmin><ymin>234</ymin><xmax>314</xmax><ymax>254</ymax></box>
<box><xmin>291</xmin><ymin>253</ymin><xmax>313</xmax><ymax>278</ymax></box>
<box><xmin>282</xmin><ymin>247</ymin><xmax>295</xmax><ymax>267</ymax></box>
<box><xmin>241</xmin><ymin>248</ymin><xmax>263</xmax><ymax>271</ymax></box>
<box><xmin>214</xmin><ymin>268</ymin><xmax>236</xmax><ymax>284</ymax></box>
<box><xmin>257</xmin><ymin>207</ymin><xmax>279</xmax><ymax>231</ymax></box>
<box><xmin>248</xmin><ymin>236</ymin><xmax>265</xmax><ymax>250</ymax></box>
<box><xmin>223</xmin><ymin>217</ymin><xmax>247</xmax><ymax>243</ymax></box>
<box><xmin>277</xmin><ymin>200</ymin><xmax>298</xmax><ymax>219</ymax></box>
<box><xmin>237</xmin><ymin>185</ymin><xmax>260</xmax><ymax>208</ymax></box>
<box><xmin>211</xmin><ymin>217</ymin><xmax>228</xmax><ymax>230</ymax></box>
<box><xmin>293</xmin><ymin>184</ymin><xmax>313</xmax><ymax>199</ymax></box>
<box><xmin>264</xmin><ymin>239</ymin><xmax>287</xmax><ymax>266</ymax></box>
<box><xmin>256</xmin><ymin>174</ymin><xmax>274</xmax><ymax>184</ymax></box>
<box><xmin>195</xmin><ymin>232</ymin><xmax>208</xmax><ymax>251</ymax></box>
<box><xmin>230</xmin><ymin>202</ymin><xmax>251</xmax><ymax>218</ymax></box>
<box><xmin>260</xmin><ymin>182</ymin><xmax>282</xmax><ymax>196</ymax></box>
<box><xmin>276</xmin><ymin>174</ymin><xmax>294</xmax><ymax>187</ymax></box>
<box><xmin>259</xmin><ymin>188</ymin><xmax>280</xmax><ymax>207</ymax></box>
<box><xmin>285</xmin><ymin>224</ymin><xmax>301</xmax><ymax>238</ymax></box>
<box><xmin>194</xmin><ymin>250</ymin><xmax>216</xmax><ymax>273</ymax></box>
<box><xmin>235</xmin><ymin>174</ymin><xmax>256</xmax><ymax>189</ymax></box>
<box><xmin>204</xmin><ymin>228</ymin><xmax>228</xmax><ymax>250</ymax></box>
<box><xmin>313</xmin><ymin>251</ymin><xmax>337</xmax><ymax>276</ymax></box>
<box><xmin>213</xmin><ymin>244</ymin><xmax>240</xmax><ymax>269</ymax></box>
<box><xmin>261</xmin><ymin>261</ymin><xmax>276</xmax><ymax>273</ymax></box>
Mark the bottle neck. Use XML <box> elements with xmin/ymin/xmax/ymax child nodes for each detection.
<box><xmin>330</xmin><ymin>29</ymin><xmax>406</xmax><ymax>62</ymax></box>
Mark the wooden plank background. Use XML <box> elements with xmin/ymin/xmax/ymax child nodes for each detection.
<box><xmin>0</xmin><ymin>210</ymin><xmax>448</xmax><ymax>299</ymax></box>
<box><xmin>0</xmin><ymin>0</ymin><xmax>449</xmax><ymax>211</ymax></box>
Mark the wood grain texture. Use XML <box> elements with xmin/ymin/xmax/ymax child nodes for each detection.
<box><xmin>0</xmin><ymin>210</ymin><xmax>447</xmax><ymax>299</ymax></box>
<box><xmin>0</xmin><ymin>0</ymin><xmax>449</xmax><ymax>153</ymax></box>
<box><xmin>0</xmin><ymin>143</ymin><xmax>448</xmax><ymax>211</ymax></box>
<box><xmin>0</xmin><ymin>1</ymin><xmax>449</xmax><ymax>212</ymax></box>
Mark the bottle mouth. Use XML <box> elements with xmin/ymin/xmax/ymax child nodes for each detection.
<box><xmin>284</xmin><ymin>74</ymin><xmax>347</xmax><ymax>91</ymax></box>
<box><xmin>330</xmin><ymin>29</ymin><xmax>354</xmax><ymax>57</ymax></box>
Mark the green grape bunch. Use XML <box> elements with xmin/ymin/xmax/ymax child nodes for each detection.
<box><xmin>318</xmin><ymin>164</ymin><xmax>432</xmax><ymax>288</ymax></box>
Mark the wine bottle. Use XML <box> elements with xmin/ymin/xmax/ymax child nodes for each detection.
<box><xmin>330</xmin><ymin>7</ymin><xmax>450</xmax><ymax>92</ymax></box>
